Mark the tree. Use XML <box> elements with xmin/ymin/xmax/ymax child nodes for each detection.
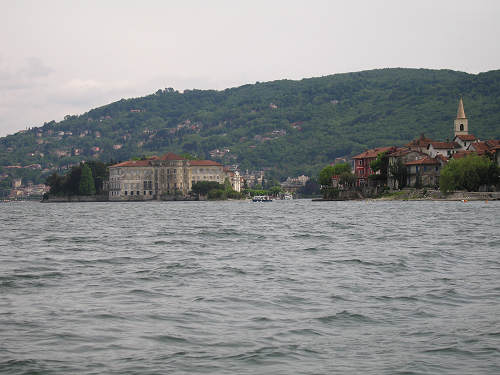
<box><xmin>440</xmin><ymin>154</ymin><xmax>499</xmax><ymax>193</ymax></box>
<box><xmin>318</xmin><ymin>163</ymin><xmax>351</xmax><ymax>186</ymax></box>
<box><xmin>86</xmin><ymin>160</ymin><xmax>108</xmax><ymax>194</ymax></box>
<box><xmin>338</xmin><ymin>171</ymin><xmax>356</xmax><ymax>188</ymax></box>
<box><xmin>370</xmin><ymin>151</ymin><xmax>389</xmax><ymax>179</ymax></box>
<box><xmin>389</xmin><ymin>159</ymin><xmax>407</xmax><ymax>189</ymax></box>
<box><xmin>79</xmin><ymin>163</ymin><xmax>96</xmax><ymax>195</ymax></box>
<box><xmin>224</xmin><ymin>177</ymin><xmax>233</xmax><ymax>192</ymax></box>
<box><xmin>45</xmin><ymin>172</ymin><xmax>64</xmax><ymax>195</ymax></box>
<box><xmin>191</xmin><ymin>181</ymin><xmax>223</xmax><ymax>196</ymax></box>
<box><xmin>207</xmin><ymin>188</ymin><xmax>225</xmax><ymax>200</ymax></box>
<box><xmin>63</xmin><ymin>166</ymin><xmax>82</xmax><ymax>195</ymax></box>
<box><xmin>269</xmin><ymin>185</ymin><xmax>283</xmax><ymax>196</ymax></box>
<box><xmin>298</xmin><ymin>179</ymin><xmax>321</xmax><ymax>196</ymax></box>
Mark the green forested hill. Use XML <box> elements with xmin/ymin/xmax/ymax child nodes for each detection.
<box><xmin>1</xmin><ymin>68</ymin><xmax>500</xmax><ymax>182</ymax></box>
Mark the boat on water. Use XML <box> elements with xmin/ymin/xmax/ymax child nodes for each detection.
<box><xmin>252</xmin><ymin>195</ymin><xmax>273</xmax><ymax>202</ymax></box>
<box><xmin>283</xmin><ymin>193</ymin><xmax>293</xmax><ymax>200</ymax></box>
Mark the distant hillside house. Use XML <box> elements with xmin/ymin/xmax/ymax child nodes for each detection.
<box><xmin>108</xmin><ymin>153</ymin><xmax>240</xmax><ymax>201</ymax></box>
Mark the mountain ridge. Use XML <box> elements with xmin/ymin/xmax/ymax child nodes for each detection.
<box><xmin>1</xmin><ymin>67</ymin><xmax>500</xmax><ymax>183</ymax></box>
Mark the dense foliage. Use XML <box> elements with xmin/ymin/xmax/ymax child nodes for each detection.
<box><xmin>191</xmin><ymin>180</ymin><xmax>243</xmax><ymax>200</ymax></box>
<box><xmin>45</xmin><ymin>161</ymin><xmax>108</xmax><ymax>196</ymax></box>
<box><xmin>318</xmin><ymin>163</ymin><xmax>356</xmax><ymax>199</ymax></box>
<box><xmin>369</xmin><ymin>151</ymin><xmax>390</xmax><ymax>181</ymax></box>
<box><xmin>2</xmin><ymin>68</ymin><xmax>500</xmax><ymax>182</ymax></box>
<box><xmin>318</xmin><ymin>163</ymin><xmax>351</xmax><ymax>186</ymax></box>
<box><xmin>78</xmin><ymin>164</ymin><xmax>96</xmax><ymax>195</ymax></box>
<box><xmin>389</xmin><ymin>159</ymin><xmax>408</xmax><ymax>189</ymax></box>
<box><xmin>439</xmin><ymin>155</ymin><xmax>499</xmax><ymax>193</ymax></box>
<box><xmin>297</xmin><ymin>179</ymin><xmax>321</xmax><ymax>197</ymax></box>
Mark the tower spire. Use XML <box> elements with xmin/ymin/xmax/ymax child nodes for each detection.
<box><xmin>454</xmin><ymin>97</ymin><xmax>468</xmax><ymax>136</ymax></box>
<box><xmin>456</xmin><ymin>97</ymin><xmax>466</xmax><ymax>119</ymax></box>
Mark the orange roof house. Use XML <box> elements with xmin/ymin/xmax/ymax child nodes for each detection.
<box><xmin>352</xmin><ymin>146</ymin><xmax>396</xmax><ymax>181</ymax></box>
<box><xmin>406</xmin><ymin>134</ymin><xmax>435</xmax><ymax>152</ymax></box>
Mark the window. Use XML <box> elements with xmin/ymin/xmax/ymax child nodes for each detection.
<box><xmin>149</xmin><ymin>191</ymin><xmax>153</xmax><ymax>195</ymax></box>
<box><xmin>460</xmin><ymin>124</ymin><xmax>464</xmax><ymax>131</ymax></box>
<box><xmin>137</xmin><ymin>191</ymin><xmax>140</xmax><ymax>195</ymax></box>
<box><xmin>130</xmin><ymin>191</ymin><xmax>133</xmax><ymax>195</ymax></box>
<box><xmin>144</xmin><ymin>191</ymin><xmax>146</xmax><ymax>195</ymax></box>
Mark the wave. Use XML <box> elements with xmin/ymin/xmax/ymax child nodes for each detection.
<box><xmin>316</xmin><ymin>310</ymin><xmax>375</xmax><ymax>324</ymax></box>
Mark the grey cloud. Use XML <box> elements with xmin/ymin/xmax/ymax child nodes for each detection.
<box><xmin>0</xmin><ymin>57</ymin><xmax>53</xmax><ymax>90</ymax></box>
<box><xmin>22</xmin><ymin>57</ymin><xmax>53</xmax><ymax>78</ymax></box>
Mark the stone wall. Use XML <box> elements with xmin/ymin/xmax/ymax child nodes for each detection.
<box><xmin>42</xmin><ymin>195</ymin><xmax>109</xmax><ymax>203</ymax></box>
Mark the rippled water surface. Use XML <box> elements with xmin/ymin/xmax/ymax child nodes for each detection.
<box><xmin>1</xmin><ymin>200</ymin><xmax>499</xmax><ymax>374</ymax></box>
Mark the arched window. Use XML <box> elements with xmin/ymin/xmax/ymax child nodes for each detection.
<box><xmin>460</xmin><ymin>124</ymin><xmax>464</xmax><ymax>131</ymax></box>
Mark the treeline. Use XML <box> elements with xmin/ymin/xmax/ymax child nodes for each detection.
<box><xmin>45</xmin><ymin>161</ymin><xmax>108</xmax><ymax>196</ymax></box>
<box><xmin>191</xmin><ymin>180</ymin><xmax>244</xmax><ymax>200</ymax></box>
<box><xmin>440</xmin><ymin>155</ymin><xmax>499</xmax><ymax>192</ymax></box>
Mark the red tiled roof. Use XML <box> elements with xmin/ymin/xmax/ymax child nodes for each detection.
<box><xmin>110</xmin><ymin>160</ymin><xmax>151</xmax><ymax>167</ymax></box>
<box><xmin>428</xmin><ymin>141</ymin><xmax>460</xmax><ymax>149</ymax></box>
<box><xmin>455</xmin><ymin>134</ymin><xmax>476</xmax><ymax>141</ymax></box>
<box><xmin>406</xmin><ymin>134</ymin><xmax>435</xmax><ymax>147</ymax></box>
<box><xmin>352</xmin><ymin>146</ymin><xmax>395</xmax><ymax>159</ymax></box>
<box><xmin>189</xmin><ymin>160</ymin><xmax>223</xmax><ymax>166</ymax></box>
<box><xmin>469</xmin><ymin>142</ymin><xmax>490</xmax><ymax>154</ymax></box>
<box><xmin>387</xmin><ymin>147</ymin><xmax>410</xmax><ymax>157</ymax></box>
<box><xmin>452</xmin><ymin>151</ymin><xmax>473</xmax><ymax>159</ymax></box>
<box><xmin>158</xmin><ymin>152</ymin><xmax>185</xmax><ymax>161</ymax></box>
<box><xmin>435</xmin><ymin>154</ymin><xmax>449</xmax><ymax>163</ymax></box>
<box><xmin>485</xmin><ymin>139</ymin><xmax>500</xmax><ymax>148</ymax></box>
<box><xmin>405</xmin><ymin>157</ymin><xmax>439</xmax><ymax>166</ymax></box>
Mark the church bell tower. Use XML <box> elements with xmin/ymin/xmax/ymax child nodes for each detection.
<box><xmin>454</xmin><ymin>97</ymin><xmax>468</xmax><ymax>136</ymax></box>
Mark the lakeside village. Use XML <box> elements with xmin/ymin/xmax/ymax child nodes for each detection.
<box><xmin>321</xmin><ymin>98</ymin><xmax>500</xmax><ymax>201</ymax></box>
<box><xmin>2</xmin><ymin>99</ymin><xmax>500</xmax><ymax>202</ymax></box>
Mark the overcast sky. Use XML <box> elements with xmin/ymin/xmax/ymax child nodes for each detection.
<box><xmin>1</xmin><ymin>0</ymin><xmax>499</xmax><ymax>137</ymax></box>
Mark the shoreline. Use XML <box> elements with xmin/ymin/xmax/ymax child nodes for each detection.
<box><xmin>313</xmin><ymin>190</ymin><xmax>500</xmax><ymax>202</ymax></box>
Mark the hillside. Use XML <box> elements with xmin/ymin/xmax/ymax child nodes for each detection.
<box><xmin>1</xmin><ymin>68</ymin><xmax>500</xmax><ymax>183</ymax></box>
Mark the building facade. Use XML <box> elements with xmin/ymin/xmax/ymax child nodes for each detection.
<box><xmin>352</xmin><ymin>146</ymin><xmax>396</xmax><ymax>185</ymax></box>
<box><xmin>108</xmin><ymin>153</ymin><xmax>239</xmax><ymax>201</ymax></box>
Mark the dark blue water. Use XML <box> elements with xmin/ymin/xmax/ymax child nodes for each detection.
<box><xmin>1</xmin><ymin>200</ymin><xmax>499</xmax><ymax>374</ymax></box>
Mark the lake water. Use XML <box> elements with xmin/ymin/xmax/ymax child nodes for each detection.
<box><xmin>1</xmin><ymin>200</ymin><xmax>499</xmax><ymax>374</ymax></box>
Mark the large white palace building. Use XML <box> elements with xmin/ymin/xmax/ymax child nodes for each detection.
<box><xmin>108</xmin><ymin>152</ymin><xmax>241</xmax><ymax>201</ymax></box>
